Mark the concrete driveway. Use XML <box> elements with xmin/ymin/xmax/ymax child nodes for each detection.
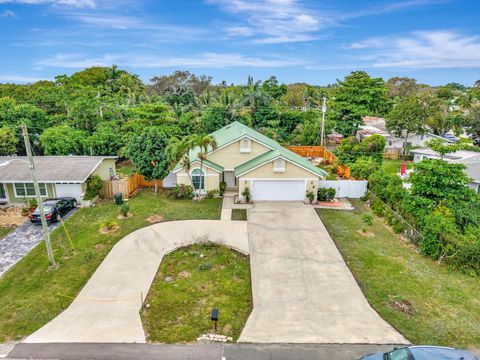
<box><xmin>0</xmin><ymin>209</ymin><xmax>77</xmax><ymax>277</ymax></box>
<box><xmin>25</xmin><ymin>220</ymin><xmax>248</xmax><ymax>343</ymax></box>
<box><xmin>238</xmin><ymin>202</ymin><xmax>408</xmax><ymax>344</ymax></box>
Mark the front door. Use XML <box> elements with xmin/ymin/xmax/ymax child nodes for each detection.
<box><xmin>223</xmin><ymin>171</ymin><xmax>236</xmax><ymax>189</ymax></box>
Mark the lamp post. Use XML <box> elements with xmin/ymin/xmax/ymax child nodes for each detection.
<box><xmin>0</xmin><ymin>125</ymin><xmax>56</xmax><ymax>266</ymax></box>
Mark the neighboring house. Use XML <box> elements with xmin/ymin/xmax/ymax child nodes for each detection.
<box><xmin>169</xmin><ymin>121</ymin><xmax>327</xmax><ymax>201</ymax></box>
<box><xmin>411</xmin><ymin>148</ymin><xmax>480</xmax><ymax>193</ymax></box>
<box><xmin>358</xmin><ymin>116</ymin><xmax>455</xmax><ymax>149</ymax></box>
<box><xmin>0</xmin><ymin>156</ymin><xmax>117</xmax><ymax>206</ymax></box>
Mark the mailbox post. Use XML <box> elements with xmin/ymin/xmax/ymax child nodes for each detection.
<box><xmin>211</xmin><ymin>308</ymin><xmax>219</xmax><ymax>332</ymax></box>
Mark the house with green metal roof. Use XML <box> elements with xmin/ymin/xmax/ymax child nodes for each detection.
<box><xmin>169</xmin><ymin>121</ymin><xmax>327</xmax><ymax>201</ymax></box>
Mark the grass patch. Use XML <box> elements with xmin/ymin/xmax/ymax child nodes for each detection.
<box><xmin>382</xmin><ymin>159</ymin><xmax>412</xmax><ymax>175</ymax></box>
<box><xmin>0</xmin><ymin>190</ymin><xmax>222</xmax><ymax>342</ymax></box>
<box><xmin>116</xmin><ymin>162</ymin><xmax>136</xmax><ymax>176</ymax></box>
<box><xmin>231</xmin><ymin>209</ymin><xmax>247</xmax><ymax>221</ymax></box>
<box><xmin>0</xmin><ymin>226</ymin><xmax>14</xmax><ymax>240</ymax></box>
<box><xmin>317</xmin><ymin>200</ymin><xmax>480</xmax><ymax>348</ymax></box>
<box><xmin>141</xmin><ymin>242</ymin><xmax>252</xmax><ymax>343</ymax></box>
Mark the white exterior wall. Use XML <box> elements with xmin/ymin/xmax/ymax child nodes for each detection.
<box><xmin>318</xmin><ymin>180</ymin><xmax>368</xmax><ymax>198</ymax></box>
<box><xmin>162</xmin><ymin>172</ymin><xmax>177</xmax><ymax>188</ymax></box>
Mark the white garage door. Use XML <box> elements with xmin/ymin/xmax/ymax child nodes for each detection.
<box><xmin>252</xmin><ymin>180</ymin><xmax>306</xmax><ymax>201</ymax></box>
<box><xmin>55</xmin><ymin>184</ymin><xmax>83</xmax><ymax>200</ymax></box>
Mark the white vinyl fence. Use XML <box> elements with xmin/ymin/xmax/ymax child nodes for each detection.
<box><xmin>318</xmin><ymin>180</ymin><xmax>368</xmax><ymax>198</ymax></box>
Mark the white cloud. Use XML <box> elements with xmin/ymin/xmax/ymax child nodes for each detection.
<box><xmin>0</xmin><ymin>10</ymin><xmax>16</xmax><ymax>17</ymax></box>
<box><xmin>348</xmin><ymin>31</ymin><xmax>480</xmax><ymax>69</ymax></box>
<box><xmin>0</xmin><ymin>0</ymin><xmax>95</xmax><ymax>7</ymax></box>
<box><xmin>0</xmin><ymin>74</ymin><xmax>46</xmax><ymax>83</ymax></box>
<box><xmin>209</xmin><ymin>0</ymin><xmax>332</xmax><ymax>44</ymax></box>
<box><xmin>36</xmin><ymin>52</ymin><xmax>306</xmax><ymax>69</ymax></box>
<box><xmin>340</xmin><ymin>0</ymin><xmax>452</xmax><ymax>20</ymax></box>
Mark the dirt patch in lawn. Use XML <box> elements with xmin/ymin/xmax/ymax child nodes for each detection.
<box><xmin>357</xmin><ymin>230</ymin><xmax>375</xmax><ymax>237</ymax></box>
<box><xmin>390</xmin><ymin>299</ymin><xmax>415</xmax><ymax>315</ymax></box>
<box><xmin>147</xmin><ymin>215</ymin><xmax>163</xmax><ymax>224</ymax></box>
<box><xmin>0</xmin><ymin>207</ymin><xmax>26</xmax><ymax>227</ymax></box>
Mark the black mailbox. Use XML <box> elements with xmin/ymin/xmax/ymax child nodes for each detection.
<box><xmin>211</xmin><ymin>308</ymin><xmax>219</xmax><ymax>322</ymax></box>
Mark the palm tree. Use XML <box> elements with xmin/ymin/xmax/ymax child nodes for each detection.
<box><xmin>217</xmin><ymin>92</ymin><xmax>241</xmax><ymax>122</ymax></box>
<box><xmin>165</xmin><ymin>135</ymin><xmax>199</xmax><ymax>199</ymax></box>
<box><xmin>195</xmin><ymin>134</ymin><xmax>217</xmax><ymax>198</ymax></box>
<box><xmin>196</xmin><ymin>90</ymin><xmax>216</xmax><ymax>109</ymax></box>
<box><xmin>106</xmin><ymin>64</ymin><xmax>122</xmax><ymax>92</ymax></box>
<box><xmin>241</xmin><ymin>76</ymin><xmax>270</xmax><ymax>113</ymax></box>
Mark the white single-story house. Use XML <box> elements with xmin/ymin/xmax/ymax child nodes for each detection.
<box><xmin>411</xmin><ymin>148</ymin><xmax>480</xmax><ymax>193</ymax></box>
<box><xmin>0</xmin><ymin>156</ymin><xmax>117</xmax><ymax>206</ymax></box>
<box><xmin>168</xmin><ymin>121</ymin><xmax>327</xmax><ymax>201</ymax></box>
<box><xmin>358</xmin><ymin>116</ymin><xmax>455</xmax><ymax>149</ymax></box>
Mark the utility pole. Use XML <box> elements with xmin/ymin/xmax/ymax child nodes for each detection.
<box><xmin>21</xmin><ymin>124</ymin><xmax>56</xmax><ymax>267</ymax></box>
<box><xmin>320</xmin><ymin>96</ymin><xmax>327</xmax><ymax>147</ymax></box>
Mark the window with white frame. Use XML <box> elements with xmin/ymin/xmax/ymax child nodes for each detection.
<box><xmin>273</xmin><ymin>158</ymin><xmax>285</xmax><ymax>172</ymax></box>
<box><xmin>14</xmin><ymin>183</ymin><xmax>47</xmax><ymax>197</ymax></box>
<box><xmin>240</xmin><ymin>138</ymin><xmax>251</xmax><ymax>153</ymax></box>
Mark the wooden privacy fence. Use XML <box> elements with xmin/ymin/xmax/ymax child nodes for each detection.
<box><xmin>286</xmin><ymin>145</ymin><xmax>353</xmax><ymax>180</ymax></box>
<box><xmin>102</xmin><ymin>173</ymin><xmax>159</xmax><ymax>199</ymax></box>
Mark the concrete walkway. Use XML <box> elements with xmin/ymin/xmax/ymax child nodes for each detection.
<box><xmin>25</xmin><ymin>220</ymin><xmax>248</xmax><ymax>343</ymax></box>
<box><xmin>238</xmin><ymin>202</ymin><xmax>408</xmax><ymax>344</ymax></box>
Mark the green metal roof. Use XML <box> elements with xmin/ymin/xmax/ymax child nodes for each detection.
<box><xmin>234</xmin><ymin>147</ymin><xmax>327</xmax><ymax>178</ymax></box>
<box><xmin>202</xmin><ymin>159</ymin><xmax>224</xmax><ymax>172</ymax></box>
<box><xmin>173</xmin><ymin>121</ymin><xmax>327</xmax><ymax>178</ymax></box>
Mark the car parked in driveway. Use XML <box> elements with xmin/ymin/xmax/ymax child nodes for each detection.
<box><xmin>360</xmin><ymin>345</ymin><xmax>478</xmax><ymax>360</ymax></box>
<box><xmin>30</xmin><ymin>198</ymin><xmax>77</xmax><ymax>223</ymax></box>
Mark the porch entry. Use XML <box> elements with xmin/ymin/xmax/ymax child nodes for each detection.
<box><xmin>223</xmin><ymin>171</ymin><xmax>236</xmax><ymax>189</ymax></box>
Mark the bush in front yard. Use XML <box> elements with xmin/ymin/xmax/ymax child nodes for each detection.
<box><xmin>350</xmin><ymin>157</ymin><xmax>380</xmax><ymax>180</ymax></box>
<box><xmin>84</xmin><ymin>175</ymin><xmax>104</xmax><ymax>200</ymax></box>
<box><xmin>317</xmin><ymin>187</ymin><xmax>336</xmax><ymax>202</ymax></box>
<box><xmin>173</xmin><ymin>184</ymin><xmax>194</xmax><ymax>199</ymax></box>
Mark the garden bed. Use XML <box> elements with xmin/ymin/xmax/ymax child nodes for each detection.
<box><xmin>141</xmin><ymin>243</ymin><xmax>252</xmax><ymax>343</ymax></box>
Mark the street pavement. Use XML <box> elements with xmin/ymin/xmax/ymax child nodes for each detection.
<box><xmin>4</xmin><ymin>343</ymin><xmax>398</xmax><ymax>360</ymax></box>
<box><xmin>5</xmin><ymin>343</ymin><xmax>480</xmax><ymax>360</ymax></box>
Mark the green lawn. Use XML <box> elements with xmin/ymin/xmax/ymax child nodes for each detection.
<box><xmin>0</xmin><ymin>226</ymin><xmax>14</xmax><ymax>240</ymax></box>
<box><xmin>317</xmin><ymin>201</ymin><xmax>480</xmax><ymax>348</ymax></box>
<box><xmin>231</xmin><ymin>209</ymin><xmax>247</xmax><ymax>221</ymax></box>
<box><xmin>141</xmin><ymin>243</ymin><xmax>252</xmax><ymax>343</ymax></box>
<box><xmin>382</xmin><ymin>159</ymin><xmax>412</xmax><ymax>175</ymax></box>
<box><xmin>116</xmin><ymin>162</ymin><xmax>136</xmax><ymax>176</ymax></box>
<box><xmin>0</xmin><ymin>190</ymin><xmax>222</xmax><ymax>342</ymax></box>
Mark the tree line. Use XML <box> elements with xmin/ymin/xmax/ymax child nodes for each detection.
<box><xmin>1</xmin><ymin>66</ymin><xmax>479</xmax><ymax>158</ymax></box>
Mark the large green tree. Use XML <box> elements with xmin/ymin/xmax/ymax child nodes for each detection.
<box><xmin>0</xmin><ymin>127</ymin><xmax>18</xmax><ymax>155</ymax></box>
<box><xmin>39</xmin><ymin>125</ymin><xmax>87</xmax><ymax>155</ymax></box>
<box><xmin>330</xmin><ymin>71</ymin><xmax>391</xmax><ymax>137</ymax></box>
<box><xmin>127</xmin><ymin>127</ymin><xmax>170</xmax><ymax>192</ymax></box>
<box><xmin>386</xmin><ymin>95</ymin><xmax>429</xmax><ymax>154</ymax></box>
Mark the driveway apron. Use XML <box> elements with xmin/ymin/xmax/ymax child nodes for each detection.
<box><xmin>238</xmin><ymin>202</ymin><xmax>408</xmax><ymax>344</ymax></box>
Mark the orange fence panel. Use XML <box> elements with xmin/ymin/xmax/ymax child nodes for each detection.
<box><xmin>286</xmin><ymin>145</ymin><xmax>354</xmax><ymax>180</ymax></box>
<box><xmin>101</xmin><ymin>173</ymin><xmax>159</xmax><ymax>199</ymax></box>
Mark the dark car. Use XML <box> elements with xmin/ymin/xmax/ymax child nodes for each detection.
<box><xmin>361</xmin><ymin>346</ymin><xmax>478</xmax><ymax>360</ymax></box>
<box><xmin>30</xmin><ymin>197</ymin><xmax>77</xmax><ymax>223</ymax></box>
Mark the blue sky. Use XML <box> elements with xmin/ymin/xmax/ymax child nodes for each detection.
<box><xmin>0</xmin><ymin>0</ymin><xmax>479</xmax><ymax>86</ymax></box>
